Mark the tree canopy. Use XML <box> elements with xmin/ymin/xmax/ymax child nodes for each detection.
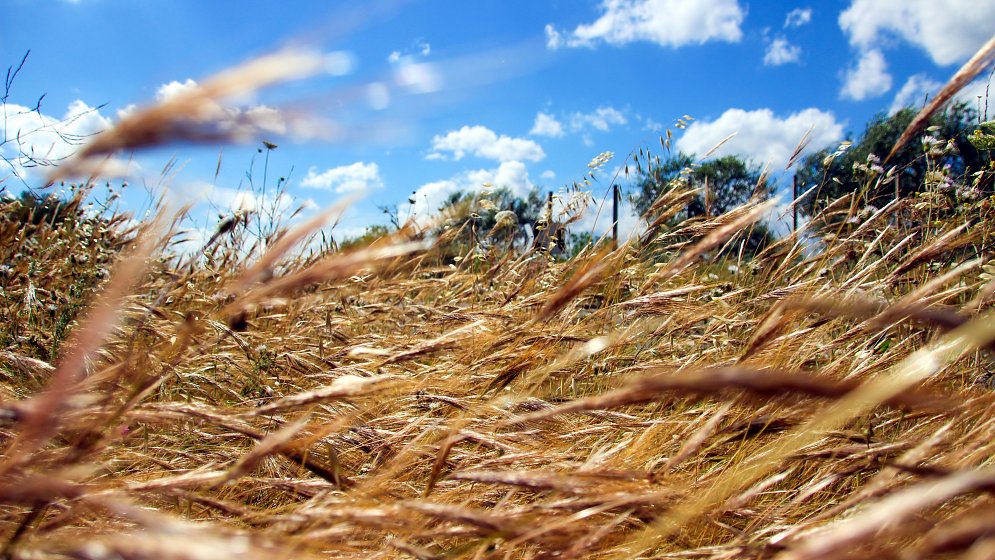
<box><xmin>632</xmin><ymin>152</ymin><xmax>771</xmax><ymax>218</ymax></box>
<box><xmin>631</xmin><ymin>152</ymin><xmax>773</xmax><ymax>255</ymax></box>
<box><xmin>795</xmin><ymin>103</ymin><xmax>990</xmax><ymax>216</ymax></box>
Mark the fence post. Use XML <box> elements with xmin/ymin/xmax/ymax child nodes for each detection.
<box><xmin>612</xmin><ymin>184</ymin><xmax>619</xmax><ymax>251</ymax></box>
<box><xmin>792</xmin><ymin>174</ymin><xmax>799</xmax><ymax>233</ymax></box>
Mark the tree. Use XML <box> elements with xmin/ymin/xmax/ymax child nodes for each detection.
<box><xmin>796</xmin><ymin>103</ymin><xmax>988</xmax><ymax>216</ymax></box>
<box><xmin>632</xmin><ymin>152</ymin><xmax>773</xmax><ymax>256</ymax></box>
<box><xmin>632</xmin><ymin>152</ymin><xmax>771</xmax><ymax>217</ymax></box>
<box><xmin>434</xmin><ymin>187</ymin><xmax>547</xmax><ymax>254</ymax></box>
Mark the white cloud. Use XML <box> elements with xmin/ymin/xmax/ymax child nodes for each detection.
<box><xmin>546</xmin><ymin>0</ymin><xmax>744</xmax><ymax>49</ymax></box>
<box><xmin>570</xmin><ymin>191</ymin><xmax>645</xmax><ymax>240</ymax></box>
<box><xmin>570</xmin><ymin>106</ymin><xmax>627</xmax><ymax>132</ymax></box>
<box><xmin>676</xmin><ymin>107</ymin><xmax>844</xmax><ymax>169</ymax></box>
<box><xmin>393</xmin><ymin>59</ymin><xmax>442</xmax><ymax>94</ymax></box>
<box><xmin>545</xmin><ymin>24</ymin><xmax>565</xmax><ymax>49</ymax></box>
<box><xmin>889</xmin><ymin>74</ymin><xmax>942</xmax><ymax>114</ymax></box>
<box><xmin>323</xmin><ymin>51</ymin><xmax>356</xmax><ymax>76</ymax></box>
<box><xmin>136</xmin><ymin>78</ymin><xmax>330</xmax><ymax>142</ymax></box>
<box><xmin>388</xmin><ymin>42</ymin><xmax>431</xmax><ymax>63</ymax></box>
<box><xmin>530</xmin><ymin>112</ymin><xmax>565</xmax><ymax>137</ymax></box>
<box><xmin>887</xmin><ymin>75</ymin><xmax>993</xmax><ymax>116</ymax></box>
<box><xmin>0</xmin><ymin>99</ymin><xmax>113</xmax><ymax>180</ymax></box>
<box><xmin>301</xmin><ymin>161</ymin><xmax>383</xmax><ymax>193</ymax></box>
<box><xmin>541</xmin><ymin>170</ymin><xmax>557</xmax><ymax>180</ymax></box>
<box><xmin>841</xmin><ymin>48</ymin><xmax>892</xmax><ymax>100</ymax></box>
<box><xmin>958</xmin><ymin>78</ymin><xmax>995</xmax><ymax>115</ymax></box>
<box><xmin>784</xmin><ymin>7</ymin><xmax>812</xmax><ymax>28</ymax></box>
<box><xmin>156</xmin><ymin>79</ymin><xmax>199</xmax><ymax>102</ymax></box>
<box><xmin>840</xmin><ymin>0</ymin><xmax>995</xmax><ymax>66</ymax></box>
<box><xmin>764</xmin><ymin>37</ymin><xmax>802</xmax><ymax>66</ymax></box>
<box><xmin>183</xmin><ymin>181</ymin><xmax>294</xmax><ymax>215</ymax></box>
<box><xmin>429</xmin><ymin>125</ymin><xmax>545</xmax><ymax>162</ymax></box>
<box><xmin>243</xmin><ymin>105</ymin><xmax>289</xmax><ymax>135</ymax></box>
<box><xmin>402</xmin><ymin>160</ymin><xmax>534</xmax><ymax>223</ymax></box>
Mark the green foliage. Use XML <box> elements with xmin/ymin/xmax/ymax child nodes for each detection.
<box><xmin>969</xmin><ymin>121</ymin><xmax>995</xmax><ymax>152</ymax></box>
<box><xmin>339</xmin><ymin>224</ymin><xmax>392</xmax><ymax>251</ymax></box>
<box><xmin>6</xmin><ymin>190</ymin><xmax>82</xmax><ymax>228</ymax></box>
<box><xmin>0</xmin><ymin>185</ymin><xmax>128</xmax><ymax>363</ymax></box>
<box><xmin>796</xmin><ymin>104</ymin><xmax>990</xmax><ymax>216</ymax></box>
<box><xmin>436</xmin><ymin>187</ymin><xmax>547</xmax><ymax>254</ymax></box>
<box><xmin>631</xmin><ymin>152</ymin><xmax>773</xmax><ymax>256</ymax></box>
<box><xmin>632</xmin><ymin>152</ymin><xmax>771</xmax><ymax>218</ymax></box>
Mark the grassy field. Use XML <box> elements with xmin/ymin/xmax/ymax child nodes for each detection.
<box><xmin>2</xmin><ymin>50</ymin><xmax>995</xmax><ymax>559</ymax></box>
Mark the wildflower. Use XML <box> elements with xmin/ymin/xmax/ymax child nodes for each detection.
<box><xmin>956</xmin><ymin>184</ymin><xmax>981</xmax><ymax>201</ymax></box>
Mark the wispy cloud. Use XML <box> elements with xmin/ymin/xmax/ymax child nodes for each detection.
<box><xmin>784</xmin><ymin>7</ymin><xmax>812</xmax><ymax>28</ymax></box>
<box><xmin>569</xmin><ymin>106</ymin><xmax>627</xmax><ymax>132</ymax></box>
<box><xmin>889</xmin><ymin>74</ymin><xmax>942</xmax><ymax>114</ymax></box>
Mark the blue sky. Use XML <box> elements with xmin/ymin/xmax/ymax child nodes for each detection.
<box><xmin>3</xmin><ymin>0</ymin><xmax>995</xmax><ymax>242</ymax></box>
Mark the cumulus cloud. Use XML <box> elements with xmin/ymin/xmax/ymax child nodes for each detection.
<box><xmin>889</xmin><ymin>74</ymin><xmax>943</xmax><ymax>114</ymax></box>
<box><xmin>156</xmin><ymin>79</ymin><xmax>198</xmax><ymax>102</ymax></box>
<box><xmin>784</xmin><ymin>7</ymin><xmax>812</xmax><ymax>28</ymax></box>
<box><xmin>402</xmin><ymin>160</ymin><xmax>534</xmax><ymax>223</ymax></box>
<box><xmin>764</xmin><ymin>37</ymin><xmax>802</xmax><ymax>66</ymax></box>
<box><xmin>429</xmin><ymin>125</ymin><xmax>545</xmax><ymax>162</ymax></box>
<box><xmin>530</xmin><ymin>112</ymin><xmax>565</xmax><ymax>137</ymax></box>
<box><xmin>676</xmin><ymin>107</ymin><xmax>844</xmax><ymax>169</ymax></box>
<box><xmin>570</xmin><ymin>106</ymin><xmax>627</xmax><ymax>132</ymax></box>
<box><xmin>301</xmin><ymin>162</ymin><xmax>383</xmax><ymax>193</ymax></box>
<box><xmin>569</xmin><ymin>190</ymin><xmax>645</xmax><ymax>240</ymax></box>
<box><xmin>840</xmin><ymin>0</ymin><xmax>995</xmax><ymax>66</ymax></box>
<box><xmin>841</xmin><ymin>48</ymin><xmax>892</xmax><ymax>100</ymax></box>
<box><xmin>546</xmin><ymin>0</ymin><xmax>744</xmax><ymax>49</ymax></box>
<box><xmin>0</xmin><ymin>99</ymin><xmax>113</xmax><ymax>181</ymax></box>
<box><xmin>541</xmin><ymin>170</ymin><xmax>557</xmax><ymax>180</ymax></box>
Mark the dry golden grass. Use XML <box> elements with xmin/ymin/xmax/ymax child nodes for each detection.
<box><xmin>1</xmin><ymin>47</ymin><xmax>995</xmax><ymax>559</ymax></box>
